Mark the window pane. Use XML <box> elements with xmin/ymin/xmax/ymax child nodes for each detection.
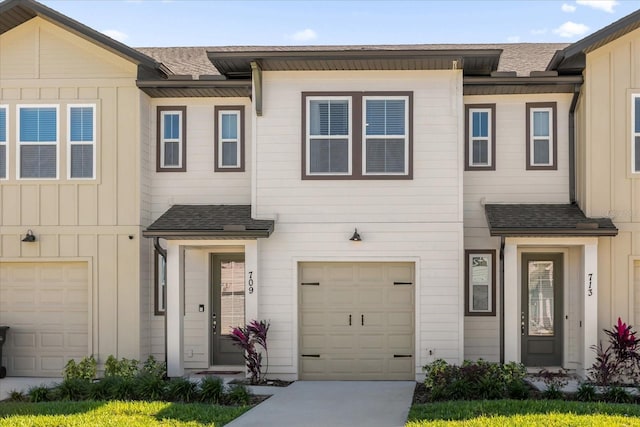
<box><xmin>366</xmin><ymin>99</ymin><xmax>405</xmax><ymax>136</ymax></box>
<box><xmin>156</xmin><ymin>252</ymin><xmax>166</xmax><ymax>313</ymax></box>
<box><xmin>635</xmin><ymin>98</ymin><xmax>640</xmax><ymax>132</ymax></box>
<box><xmin>310</xmin><ymin>100</ymin><xmax>348</xmax><ymax>136</ymax></box>
<box><xmin>533</xmin><ymin>111</ymin><xmax>549</xmax><ymax>137</ymax></box>
<box><xmin>472</xmin><ymin>111</ymin><xmax>489</xmax><ymax>138</ymax></box>
<box><xmin>20</xmin><ymin>145</ymin><xmax>56</xmax><ymax>178</ymax></box>
<box><xmin>20</xmin><ymin>108</ymin><xmax>57</xmax><ymax>142</ymax></box>
<box><xmin>472</xmin><ymin>285</ymin><xmax>489</xmax><ymax>311</ymax></box>
<box><xmin>0</xmin><ymin>108</ymin><xmax>6</xmax><ymax>142</ymax></box>
<box><xmin>221</xmin><ymin>113</ymin><xmax>238</xmax><ymax>139</ymax></box>
<box><xmin>366</xmin><ymin>138</ymin><xmax>405</xmax><ymax>173</ymax></box>
<box><xmin>636</xmin><ymin>136</ymin><xmax>640</xmax><ymax>172</ymax></box>
<box><xmin>222</xmin><ymin>140</ymin><xmax>238</xmax><ymax>166</ymax></box>
<box><xmin>164</xmin><ymin>113</ymin><xmax>180</xmax><ymax>139</ymax></box>
<box><xmin>70</xmin><ymin>107</ymin><xmax>94</xmax><ymax>142</ymax></box>
<box><xmin>164</xmin><ymin>141</ymin><xmax>180</xmax><ymax>166</ymax></box>
<box><xmin>528</xmin><ymin>261</ymin><xmax>554</xmax><ymax>336</ymax></box>
<box><xmin>533</xmin><ymin>139</ymin><xmax>550</xmax><ymax>164</ymax></box>
<box><xmin>220</xmin><ymin>260</ymin><xmax>245</xmax><ymax>336</ymax></box>
<box><xmin>0</xmin><ymin>145</ymin><xmax>5</xmax><ymax>179</ymax></box>
<box><xmin>472</xmin><ymin>140</ymin><xmax>488</xmax><ymax>165</ymax></box>
<box><xmin>70</xmin><ymin>144</ymin><xmax>93</xmax><ymax>178</ymax></box>
<box><xmin>309</xmin><ymin>138</ymin><xmax>348</xmax><ymax>173</ymax></box>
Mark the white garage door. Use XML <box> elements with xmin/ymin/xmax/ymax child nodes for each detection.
<box><xmin>0</xmin><ymin>262</ymin><xmax>88</xmax><ymax>377</ymax></box>
<box><xmin>299</xmin><ymin>262</ymin><xmax>414</xmax><ymax>380</ymax></box>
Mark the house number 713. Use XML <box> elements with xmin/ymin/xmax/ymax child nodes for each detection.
<box><xmin>587</xmin><ymin>273</ymin><xmax>593</xmax><ymax>296</ymax></box>
<box><xmin>248</xmin><ymin>271</ymin><xmax>254</xmax><ymax>294</ymax></box>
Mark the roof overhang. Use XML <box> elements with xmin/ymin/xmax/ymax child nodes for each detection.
<box><xmin>485</xmin><ymin>204</ymin><xmax>618</xmax><ymax>237</ymax></box>
<box><xmin>464</xmin><ymin>75</ymin><xmax>583</xmax><ymax>95</ymax></box>
<box><xmin>136</xmin><ymin>79</ymin><xmax>252</xmax><ymax>98</ymax></box>
<box><xmin>206</xmin><ymin>49</ymin><xmax>503</xmax><ymax>78</ymax></box>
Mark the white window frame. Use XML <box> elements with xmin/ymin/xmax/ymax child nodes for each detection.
<box><xmin>305</xmin><ymin>96</ymin><xmax>353</xmax><ymax>176</ymax></box>
<box><xmin>362</xmin><ymin>95</ymin><xmax>409</xmax><ymax>176</ymax></box>
<box><xmin>631</xmin><ymin>94</ymin><xmax>640</xmax><ymax>173</ymax></box>
<box><xmin>217</xmin><ymin>109</ymin><xmax>241</xmax><ymax>169</ymax></box>
<box><xmin>529</xmin><ymin>107</ymin><xmax>554</xmax><ymax>167</ymax></box>
<box><xmin>468</xmin><ymin>107</ymin><xmax>492</xmax><ymax>168</ymax></box>
<box><xmin>466</xmin><ymin>250</ymin><xmax>496</xmax><ymax>316</ymax></box>
<box><xmin>67</xmin><ymin>104</ymin><xmax>96</xmax><ymax>180</ymax></box>
<box><xmin>0</xmin><ymin>105</ymin><xmax>8</xmax><ymax>180</ymax></box>
<box><xmin>16</xmin><ymin>104</ymin><xmax>59</xmax><ymax>180</ymax></box>
<box><xmin>160</xmin><ymin>109</ymin><xmax>184</xmax><ymax>169</ymax></box>
<box><xmin>154</xmin><ymin>249</ymin><xmax>166</xmax><ymax>315</ymax></box>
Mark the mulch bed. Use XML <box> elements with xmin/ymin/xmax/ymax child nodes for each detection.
<box><xmin>229</xmin><ymin>379</ymin><xmax>293</xmax><ymax>387</ymax></box>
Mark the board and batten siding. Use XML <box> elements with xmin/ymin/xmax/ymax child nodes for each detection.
<box><xmin>462</xmin><ymin>93</ymin><xmax>572</xmax><ymax>361</ymax></box>
<box><xmin>253</xmin><ymin>70</ymin><xmax>465</xmax><ymax>378</ymax></box>
<box><xmin>0</xmin><ymin>17</ymin><xmax>145</xmax><ymax>363</ymax></box>
<box><xmin>577</xmin><ymin>27</ymin><xmax>640</xmax><ymax>340</ymax></box>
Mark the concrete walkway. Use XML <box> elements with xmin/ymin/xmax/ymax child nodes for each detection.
<box><xmin>228</xmin><ymin>381</ymin><xmax>416</xmax><ymax>427</ymax></box>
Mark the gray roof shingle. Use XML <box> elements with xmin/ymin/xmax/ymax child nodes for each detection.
<box><xmin>485</xmin><ymin>204</ymin><xmax>617</xmax><ymax>237</ymax></box>
<box><xmin>143</xmin><ymin>205</ymin><xmax>274</xmax><ymax>239</ymax></box>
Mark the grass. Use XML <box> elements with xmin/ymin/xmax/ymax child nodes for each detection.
<box><xmin>0</xmin><ymin>400</ymin><xmax>251</xmax><ymax>426</ymax></box>
<box><xmin>407</xmin><ymin>400</ymin><xmax>640</xmax><ymax>426</ymax></box>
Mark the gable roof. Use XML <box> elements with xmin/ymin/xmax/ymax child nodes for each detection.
<box><xmin>0</xmin><ymin>0</ymin><xmax>168</xmax><ymax>76</ymax></box>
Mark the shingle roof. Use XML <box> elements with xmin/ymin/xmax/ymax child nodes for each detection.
<box><xmin>485</xmin><ymin>204</ymin><xmax>618</xmax><ymax>237</ymax></box>
<box><xmin>143</xmin><ymin>205</ymin><xmax>274</xmax><ymax>239</ymax></box>
<box><xmin>137</xmin><ymin>43</ymin><xmax>568</xmax><ymax>78</ymax></box>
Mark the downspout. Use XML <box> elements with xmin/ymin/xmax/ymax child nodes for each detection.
<box><xmin>569</xmin><ymin>84</ymin><xmax>581</xmax><ymax>204</ymax></box>
<box><xmin>499</xmin><ymin>236</ymin><xmax>505</xmax><ymax>364</ymax></box>
<box><xmin>153</xmin><ymin>237</ymin><xmax>168</xmax><ymax>366</ymax></box>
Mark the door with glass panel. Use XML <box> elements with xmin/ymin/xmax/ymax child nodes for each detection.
<box><xmin>211</xmin><ymin>254</ymin><xmax>245</xmax><ymax>365</ymax></box>
<box><xmin>521</xmin><ymin>253</ymin><xmax>563</xmax><ymax>366</ymax></box>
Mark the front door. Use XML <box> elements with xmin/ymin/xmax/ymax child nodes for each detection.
<box><xmin>211</xmin><ymin>254</ymin><xmax>245</xmax><ymax>365</ymax></box>
<box><xmin>521</xmin><ymin>253</ymin><xmax>563</xmax><ymax>366</ymax></box>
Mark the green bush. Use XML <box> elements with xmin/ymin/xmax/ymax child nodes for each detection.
<box><xmin>200</xmin><ymin>376</ymin><xmax>225</xmax><ymax>404</ymax></box>
<box><xmin>166</xmin><ymin>377</ymin><xmax>199</xmax><ymax>403</ymax></box>
<box><xmin>141</xmin><ymin>355</ymin><xmax>166</xmax><ymax>379</ymax></box>
<box><xmin>55</xmin><ymin>378</ymin><xmax>91</xmax><ymax>401</ymax></box>
<box><xmin>108</xmin><ymin>376</ymin><xmax>137</xmax><ymax>401</ymax></box>
<box><xmin>603</xmin><ymin>385</ymin><xmax>633</xmax><ymax>403</ymax></box>
<box><xmin>576</xmin><ymin>382</ymin><xmax>597</xmax><ymax>402</ymax></box>
<box><xmin>422</xmin><ymin>359</ymin><xmax>527</xmax><ymax>401</ymax></box>
<box><xmin>104</xmin><ymin>355</ymin><xmax>139</xmax><ymax>379</ymax></box>
<box><xmin>226</xmin><ymin>384</ymin><xmax>251</xmax><ymax>405</ymax></box>
<box><xmin>27</xmin><ymin>385</ymin><xmax>51</xmax><ymax>403</ymax></box>
<box><xmin>135</xmin><ymin>373</ymin><xmax>167</xmax><ymax>401</ymax></box>
<box><xmin>63</xmin><ymin>355</ymin><xmax>97</xmax><ymax>381</ymax></box>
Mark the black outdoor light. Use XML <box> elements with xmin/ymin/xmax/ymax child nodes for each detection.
<box><xmin>349</xmin><ymin>228</ymin><xmax>362</xmax><ymax>242</ymax></box>
<box><xmin>22</xmin><ymin>230</ymin><xmax>36</xmax><ymax>242</ymax></box>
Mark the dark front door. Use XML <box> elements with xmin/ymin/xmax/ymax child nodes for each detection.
<box><xmin>211</xmin><ymin>254</ymin><xmax>245</xmax><ymax>365</ymax></box>
<box><xmin>521</xmin><ymin>253</ymin><xmax>563</xmax><ymax>366</ymax></box>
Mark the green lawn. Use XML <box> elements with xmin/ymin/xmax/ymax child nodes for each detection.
<box><xmin>407</xmin><ymin>400</ymin><xmax>640</xmax><ymax>426</ymax></box>
<box><xmin>0</xmin><ymin>400</ymin><xmax>250</xmax><ymax>426</ymax></box>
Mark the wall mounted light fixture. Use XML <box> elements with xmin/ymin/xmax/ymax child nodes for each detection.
<box><xmin>22</xmin><ymin>230</ymin><xmax>36</xmax><ymax>242</ymax></box>
<box><xmin>349</xmin><ymin>228</ymin><xmax>362</xmax><ymax>242</ymax></box>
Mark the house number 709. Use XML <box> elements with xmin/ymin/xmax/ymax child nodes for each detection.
<box><xmin>248</xmin><ymin>271</ymin><xmax>254</xmax><ymax>294</ymax></box>
<box><xmin>587</xmin><ymin>273</ymin><xmax>593</xmax><ymax>296</ymax></box>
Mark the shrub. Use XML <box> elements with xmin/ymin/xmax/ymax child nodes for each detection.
<box><xmin>166</xmin><ymin>377</ymin><xmax>199</xmax><ymax>403</ymax></box>
<box><xmin>200</xmin><ymin>376</ymin><xmax>225</xmax><ymax>403</ymax></box>
<box><xmin>108</xmin><ymin>376</ymin><xmax>137</xmax><ymax>401</ymax></box>
<box><xmin>604</xmin><ymin>385</ymin><xmax>633</xmax><ymax>403</ymax></box>
<box><xmin>225</xmin><ymin>384</ymin><xmax>251</xmax><ymax>405</ymax></box>
<box><xmin>590</xmin><ymin>318</ymin><xmax>640</xmax><ymax>385</ymax></box>
<box><xmin>576</xmin><ymin>382</ymin><xmax>597</xmax><ymax>402</ymax></box>
<box><xmin>28</xmin><ymin>385</ymin><xmax>51</xmax><ymax>403</ymax></box>
<box><xmin>141</xmin><ymin>355</ymin><xmax>166</xmax><ymax>379</ymax></box>
<box><xmin>8</xmin><ymin>390</ymin><xmax>27</xmax><ymax>402</ymax></box>
<box><xmin>104</xmin><ymin>355</ymin><xmax>139</xmax><ymax>379</ymax></box>
<box><xmin>507</xmin><ymin>379</ymin><xmax>530</xmax><ymax>400</ymax></box>
<box><xmin>55</xmin><ymin>378</ymin><xmax>91</xmax><ymax>401</ymax></box>
<box><xmin>229</xmin><ymin>320</ymin><xmax>270</xmax><ymax>384</ymax></box>
<box><xmin>63</xmin><ymin>355</ymin><xmax>97</xmax><ymax>381</ymax></box>
<box><xmin>135</xmin><ymin>372</ymin><xmax>167</xmax><ymax>401</ymax></box>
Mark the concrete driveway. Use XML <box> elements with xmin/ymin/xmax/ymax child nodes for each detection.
<box><xmin>230</xmin><ymin>381</ymin><xmax>416</xmax><ymax>427</ymax></box>
<box><xmin>0</xmin><ymin>377</ymin><xmax>61</xmax><ymax>401</ymax></box>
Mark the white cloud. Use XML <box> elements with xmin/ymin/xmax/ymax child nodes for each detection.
<box><xmin>576</xmin><ymin>0</ymin><xmax>618</xmax><ymax>13</ymax></box>
<box><xmin>553</xmin><ymin>21</ymin><xmax>590</xmax><ymax>37</ymax></box>
<box><xmin>531</xmin><ymin>28</ymin><xmax>548</xmax><ymax>35</ymax></box>
<box><xmin>561</xmin><ymin>3</ymin><xmax>577</xmax><ymax>12</ymax></box>
<box><xmin>507</xmin><ymin>35</ymin><xmax>521</xmax><ymax>43</ymax></box>
<box><xmin>102</xmin><ymin>29</ymin><xmax>129</xmax><ymax>42</ymax></box>
<box><xmin>290</xmin><ymin>29</ymin><xmax>318</xmax><ymax>42</ymax></box>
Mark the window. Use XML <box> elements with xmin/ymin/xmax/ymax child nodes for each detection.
<box><xmin>363</xmin><ymin>97</ymin><xmax>409</xmax><ymax>175</ymax></box>
<box><xmin>465</xmin><ymin>104</ymin><xmax>496</xmax><ymax>170</ymax></box>
<box><xmin>18</xmin><ymin>105</ymin><xmax>58</xmax><ymax>179</ymax></box>
<box><xmin>526</xmin><ymin>102</ymin><xmax>557</xmax><ymax>170</ymax></box>
<box><xmin>465</xmin><ymin>250</ymin><xmax>496</xmax><ymax>316</ymax></box>
<box><xmin>632</xmin><ymin>95</ymin><xmax>640</xmax><ymax>173</ymax></box>
<box><xmin>0</xmin><ymin>106</ymin><xmax>7</xmax><ymax>179</ymax></box>
<box><xmin>215</xmin><ymin>106</ymin><xmax>245</xmax><ymax>172</ymax></box>
<box><xmin>68</xmin><ymin>105</ymin><xmax>95</xmax><ymax>179</ymax></box>
<box><xmin>154</xmin><ymin>249</ymin><xmax>166</xmax><ymax>315</ymax></box>
<box><xmin>302</xmin><ymin>92</ymin><xmax>412</xmax><ymax>179</ymax></box>
<box><xmin>157</xmin><ymin>106</ymin><xmax>186</xmax><ymax>172</ymax></box>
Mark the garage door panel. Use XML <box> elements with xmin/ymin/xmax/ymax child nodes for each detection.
<box><xmin>0</xmin><ymin>262</ymin><xmax>89</xmax><ymax>377</ymax></box>
<box><xmin>389</xmin><ymin>333</ymin><xmax>413</xmax><ymax>349</ymax></box>
<box><xmin>359</xmin><ymin>289</ymin><xmax>384</xmax><ymax>305</ymax></box>
<box><xmin>388</xmin><ymin>288</ymin><xmax>413</xmax><ymax>304</ymax></box>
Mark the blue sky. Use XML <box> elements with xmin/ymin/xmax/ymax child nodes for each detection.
<box><xmin>41</xmin><ymin>0</ymin><xmax>640</xmax><ymax>47</ymax></box>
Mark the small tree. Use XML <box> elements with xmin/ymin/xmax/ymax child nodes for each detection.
<box><xmin>229</xmin><ymin>320</ymin><xmax>270</xmax><ymax>384</ymax></box>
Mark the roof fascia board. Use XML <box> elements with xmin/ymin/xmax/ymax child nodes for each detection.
<box><xmin>206</xmin><ymin>48</ymin><xmax>503</xmax><ymax>60</ymax></box>
<box><xmin>464</xmin><ymin>75</ymin><xmax>583</xmax><ymax>85</ymax></box>
<box><xmin>563</xmin><ymin>9</ymin><xmax>640</xmax><ymax>58</ymax></box>
<box><xmin>489</xmin><ymin>228</ymin><xmax>618</xmax><ymax>237</ymax></box>
<box><xmin>136</xmin><ymin>79</ymin><xmax>252</xmax><ymax>88</ymax></box>
<box><xmin>142</xmin><ymin>230</ymin><xmax>273</xmax><ymax>238</ymax></box>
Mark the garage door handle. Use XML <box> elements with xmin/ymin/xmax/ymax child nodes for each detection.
<box><xmin>361</xmin><ymin>314</ymin><xmax>364</xmax><ymax>326</ymax></box>
<box><xmin>394</xmin><ymin>354</ymin><xmax>412</xmax><ymax>358</ymax></box>
<box><xmin>301</xmin><ymin>354</ymin><xmax>320</xmax><ymax>358</ymax></box>
<box><xmin>349</xmin><ymin>314</ymin><xmax>352</xmax><ymax>326</ymax></box>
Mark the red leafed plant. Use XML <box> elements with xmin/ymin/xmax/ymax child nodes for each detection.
<box><xmin>229</xmin><ymin>320</ymin><xmax>270</xmax><ymax>384</ymax></box>
<box><xmin>590</xmin><ymin>317</ymin><xmax>640</xmax><ymax>385</ymax></box>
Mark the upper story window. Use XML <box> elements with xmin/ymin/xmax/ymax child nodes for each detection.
<box><xmin>632</xmin><ymin>95</ymin><xmax>640</xmax><ymax>173</ymax></box>
<box><xmin>0</xmin><ymin>106</ymin><xmax>6</xmax><ymax>179</ymax></box>
<box><xmin>18</xmin><ymin>105</ymin><xmax>58</xmax><ymax>179</ymax></box>
<box><xmin>215</xmin><ymin>106</ymin><xmax>245</xmax><ymax>172</ymax></box>
<box><xmin>465</xmin><ymin>104</ymin><xmax>496</xmax><ymax>170</ymax></box>
<box><xmin>526</xmin><ymin>102</ymin><xmax>557</xmax><ymax>170</ymax></box>
<box><xmin>157</xmin><ymin>106</ymin><xmax>186</xmax><ymax>172</ymax></box>
<box><xmin>68</xmin><ymin>105</ymin><xmax>95</xmax><ymax>179</ymax></box>
<box><xmin>302</xmin><ymin>92</ymin><xmax>412</xmax><ymax>179</ymax></box>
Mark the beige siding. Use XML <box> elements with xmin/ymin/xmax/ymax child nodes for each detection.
<box><xmin>0</xmin><ymin>18</ymin><xmax>144</xmax><ymax>364</ymax></box>
<box><xmin>581</xmin><ymin>27</ymin><xmax>640</xmax><ymax>337</ymax></box>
